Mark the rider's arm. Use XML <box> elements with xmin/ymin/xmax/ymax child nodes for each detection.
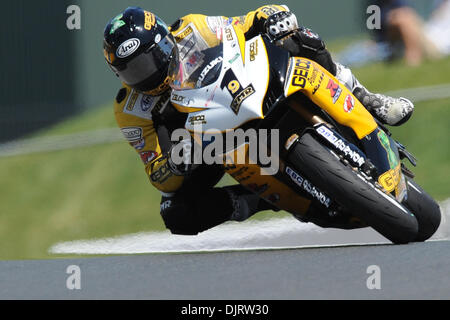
<box><xmin>236</xmin><ymin>4</ymin><xmax>290</xmax><ymax>39</ymax></box>
<box><xmin>113</xmin><ymin>85</ymin><xmax>185</xmax><ymax>194</ymax></box>
<box><xmin>236</xmin><ymin>4</ymin><xmax>337</xmax><ymax>75</ymax></box>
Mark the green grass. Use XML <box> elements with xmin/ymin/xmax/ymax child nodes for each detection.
<box><xmin>351</xmin><ymin>56</ymin><xmax>450</xmax><ymax>92</ymax></box>
<box><xmin>1</xmin><ymin>56</ymin><xmax>449</xmax><ymax>260</ymax></box>
<box><xmin>389</xmin><ymin>98</ymin><xmax>450</xmax><ymax>199</ymax></box>
<box><xmin>33</xmin><ymin>102</ymin><xmax>118</xmax><ymax>137</ymax></box>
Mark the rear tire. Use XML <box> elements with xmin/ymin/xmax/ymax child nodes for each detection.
<box><xmin>402</xmin><ymin>178</ymin><xmax>441</xmax><ymax>241</ymax></box>
<box><xmin>288</xmin><ymin>133</ymin><xmax>418</xmax><ymax>244</ymax></box>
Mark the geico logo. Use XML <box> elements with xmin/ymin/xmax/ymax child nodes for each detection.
<box><xmin>225</xmin><ymin>28</ymin><xmax>233</xmax><ymax>41</ymax></box>
<box><xmin>291</xmin><ymin>58</ymin><xmax>311</xmax><ymax>89</ymax></box>
<box><xmin>144</xmin><ymin>11</ymin><xmax>156</xmax><ymax>31</ymax></box>
<box><xmin>249</xmin><ymin>40</ymin><xmax>258</xmax><ymax>61</ymax></box>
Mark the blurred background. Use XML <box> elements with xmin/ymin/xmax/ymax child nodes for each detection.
<box><xmin>1</xmin><ymin>0</ymin><xmax>449</xmax><ymax>260</ymax></box>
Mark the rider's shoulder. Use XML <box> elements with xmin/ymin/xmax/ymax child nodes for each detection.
<box><xmin>114</xmin><ymin>84</ymin><xmax>132</xmax><ymax>114</ymax></box>
<box><xmin>114</xmin><ymin>84</ymin><xmax>171</xmax><ymax>121</ymax></box>
<box><xmin>170</xmin><ymin>14</ymin><xmax>207</xmax><ymax>33</ymax></box>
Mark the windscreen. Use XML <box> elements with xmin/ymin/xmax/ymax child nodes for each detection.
<box><xmin>168</xmin><ymin>42</ymin><xmax>223</xmax><ymax>90</ymax></box>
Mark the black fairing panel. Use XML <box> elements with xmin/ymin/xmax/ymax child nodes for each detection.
<box><xmin>262</xmin><ymin>37</ymin><xmax>290</xmax><ymax>114</ymax></box>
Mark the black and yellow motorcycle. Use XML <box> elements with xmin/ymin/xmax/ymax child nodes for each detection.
<box><xmin>168</xmin><ymin>25</ymin><xmax>441</xmax><ymax>244</ymax></box>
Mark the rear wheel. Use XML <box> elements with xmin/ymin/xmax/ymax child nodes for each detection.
<box><xmin>288</xmin><ymin>133</ymin><xmax>418</xmax><ymax>244</ymax></box>
<box><xmin>402</xmin><ymin>178</ymin><xmax>441</xmax><ymax>241</ymax></box>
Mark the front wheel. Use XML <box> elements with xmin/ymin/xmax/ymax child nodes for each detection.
<box><xmin>288</xmin><ymin>133</ymin><xmax>418</xmax><ymax>244</ymax></box>
<box><xmin>402</xmin><ymin>178</ymin><xmax>441</xmax><ymax>241</ymax></box>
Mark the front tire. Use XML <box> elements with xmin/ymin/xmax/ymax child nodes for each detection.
<box><xmin>288</xmin><ymin>133</ymin><xmax>418</xmax><ymax>244</ymax></box>
<box><xmin>402</xmin><ymin>178</ymin><xmax>441</xmax><ymax>241</ymax></box>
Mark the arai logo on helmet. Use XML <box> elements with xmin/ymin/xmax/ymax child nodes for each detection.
<box><xmin>116</xmin><ymin>38</ymin><xmax>141</xmax><ymax>58</ymax></box>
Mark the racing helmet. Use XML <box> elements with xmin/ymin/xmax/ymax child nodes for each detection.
<box><xmin>103</xmin><ymin>7</ymin><xmax>177</xmax><ymax>96</ymax></box>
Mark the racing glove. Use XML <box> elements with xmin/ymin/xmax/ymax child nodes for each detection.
<box><xmin>167</xmin><ymin>138</ymin><xmax>197</xmax><ymax>176</ymax></box>
<box><xmin>264</xmin><ymin>11</ymin><xmax>299</xmax><ymax>41</ymax></box>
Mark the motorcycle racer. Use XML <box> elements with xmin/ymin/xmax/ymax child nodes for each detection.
<box><xmin>103</xmin><ymin>5</ymin><xmax>414</xmax><ymax>234</ymax></box>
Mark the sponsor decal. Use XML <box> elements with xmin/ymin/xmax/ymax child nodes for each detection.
<box><xmin>116</xmin><ymin>38</ymin><xmax>140</xmax><ymax>58</ymax></box>
<box><xmin>303</xmin><ymin>28</ymin><xmax>320</xmax><ymax>39</ymax></box>
<box><xmin>343</xmin><ymin>94</ymin><xmax>355</xmax><ymax>113</ymax></box>
<box><xmin>224</xmin><ymin>17</ymin><xmax>234</xmax><ymax>26</ymax></box>
<box><xmin>126</xmin><ymin>91</ymin><xmax>139</xmax><ymax>111</ymax></box>
<box><xmin>171</xmin><ymin>93</ymin><xmax>194</xmax><ymax>106</ymax></box>
<box><xmin>286</xmin><ymin>166</ymin><xmax>331</xmax><ymax>208</ymax></box>
<box><xmin>291</xmin><ymin>58</ymin><xmax>311</xmax><ymax>89</ymax></box>
<box><xmin>150</xmin><ymin>161</ymin><xmax>173</xmax><ymax>183</ymax></box>
<box><xmin>377</xmin><ymin>130</ymin><xmax>398</xmax><ymax>169</ymax></box>
<box><xmin>121</xmin><ymin>127</ymin><xmax>143</xmax><ymax>142</ymax></box>
<box><xmin>312</xmin><ymin>71</ymin><xmax>325</xmax><ymax>95</ymax></box>
<box><xmin>141</xmin><ymin>95</ymin><xmax>155</xmax><ymax>112</ymax></box>
<box><xmin>305</xmin><ymin>65</ymin><xmax>325</xmax><ymax>95</ymax></box>
<box><xmin>260</xmin><ymin>6</ymin><xmax>279</xmax><ymax>17</ymax></box>
<box><xmin>130</xmin><ymin>138</ymin><xmax>145</xmax><ymax>150</ymax></box>
<box><xmin>378</xmin><ymin>163</ymin><xmax>401</xmax><ymax>193</ymax></box>
<box><xmin>188</xmin><ymin>115</ymin><xmax>207</xmax><ymax>125</ymax></box>
<box><xmin>228</xmin><ymin>53</ymin><xmax>240</xmax><ymax>64</ymax></box>
<box><xmin>233</xmin><ymin>16</ymin><xmax>245</xmax><ymax>25</ymax></box>
<box><xmin>186</xmin><ymin>51</ymin><xmax>203</xmax><ymax>69</ymax></box>
<box><xmin>220</xmin><ymin>69</ymin><xmax>255</xmax><ymax>114</ymax></box>
<box><xmin>231</xmin><ymin>85</ymin><xmax>255</xmax><ymax>114</ymax></box>
<box><xmin>140</xmin><ymin>151</ymin><xmax>158</xmax><ymax>165</ymax></box>
<box><xmin>196</xmin><ymin>56</ymin><xmax>223</xmax><ymax>87</ymax></box>
<box><xmin>160</xmin><ymin>200</ymin><xmax>172</xmax><ymax>211</ymax></box>
<box><xmin>225</xmin><ymin>28</ymin><xmax>234</xmax><ymax>41</ymax></box>
<box><xmin>109</xmin><ymin>14</ymin><xmax>125</xmax><ymax>35</ymax></box>
<box><xmin>316</xmin><ymin>125</ymin><xmax>366</xmax><ymax>167</ymax></box>
<box><xmin>144</xmin><ymin>11</ymin><xmax>156</xmax><ymax>31</ymax></box>
<box><xmin>175</xmin><ymin>26</ymin><xmax>193</xmax><ymax>42</ymax></box>
<box><xmin>326</xmin><ymin>79</ymin><xmax>342</xmax><ymax>104</ymax></box>
<box><xmin>249</xmin><ymin>40</ymin><xmax>258</xmax><ymax>61</ymax></box>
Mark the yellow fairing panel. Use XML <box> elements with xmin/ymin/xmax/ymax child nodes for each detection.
<box><xmin>222</xmin><ymin>143</ymin><xmax>311</xmax><ymax>216</ymax></box>
<box><xmin>285</xmin><ymin>57</ymin><xmax>378</xmax><ymax>139</ymax></box>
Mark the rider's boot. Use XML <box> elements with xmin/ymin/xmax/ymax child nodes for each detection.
<box><xmin>335</xmin><ymin>63</ymin><xmax>414</xmax><ymax>126</ymax></box>
<box><xmin>225</xmin><ymin>185</ymin><xmax>278</xmax><ymax>222</ymax></box>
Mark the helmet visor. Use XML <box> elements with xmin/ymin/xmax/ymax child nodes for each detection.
<box><xmin>111</xmin><ymin>34</ymin><xmax>176</xmax><ymax>88</ymax></box>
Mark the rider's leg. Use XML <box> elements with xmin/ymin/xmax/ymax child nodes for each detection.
<box><xmin>334</xmin><ymin>62</ymin><xmax>414</xmax><ymax>126</ymax></box>
<box><xmin>277</xmin><ymin>27</ymin><xmax>414</xmax><ymax>126</ymax></box>
<box><xmin>159</xmin><ymin>165</ymin><xmax>271</xmax><ymax>235</ymax></box>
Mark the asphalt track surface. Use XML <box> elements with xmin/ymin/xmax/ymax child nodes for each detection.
<box><xmin>1</xmin><ymin>240</ymin><xmax>450</xmax><ymax>299</ymax></box>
